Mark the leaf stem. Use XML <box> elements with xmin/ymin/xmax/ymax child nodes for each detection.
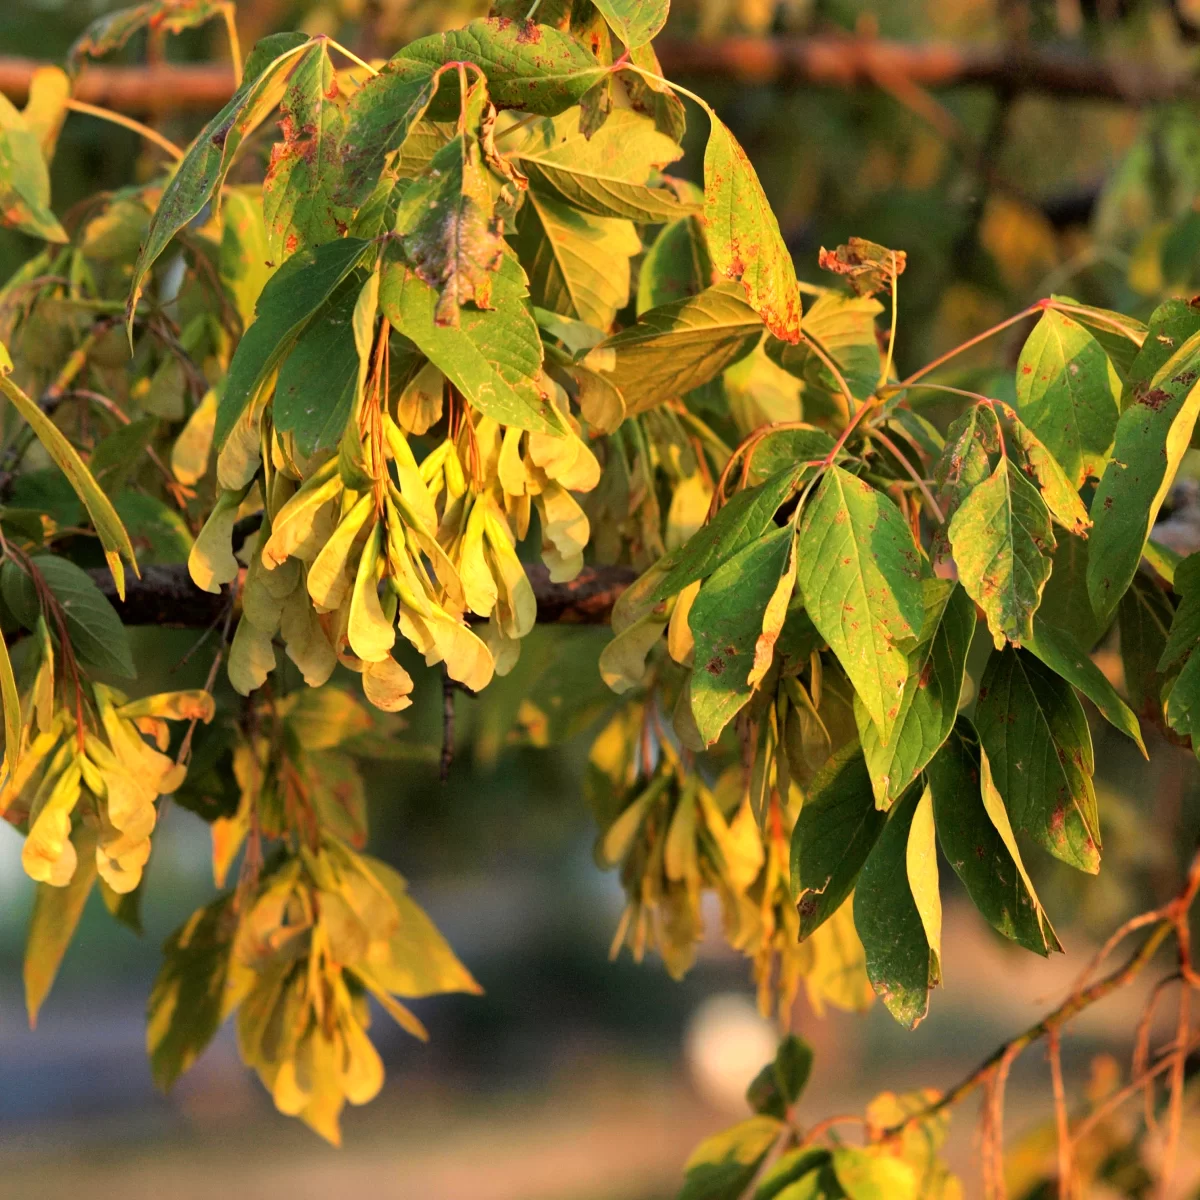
<box><xmin>872</xmin><ymin>428</ymin><xmax>943</xmax><ymax>523</ymax></box>
<box><xmin>65</xmin><ymin>99</ymin><xmax>183</xmax><ymax>160</ymax></box>
<box><xmin>325</xmin><ymin>38</ymin><xmax>379</xmax><ymax>77</ymax></box>
<box><xmin>899</xmin><ymin>301</ymin><xmax>1046</xmax><ymax>388</ymax></box>
<box><xmin>222</xmin><ymin>1</ymin><xmax>243</xmax><ymax>87</ymax></box>
<box><xmin>878</xmin><ymin>250</ymin><xmax>899</xmax><ymax>389</ymax></box>
<box><xmin>800</xmin><ymin>330</ymin><xmax>856</xmax><ymax>420</ymax></box>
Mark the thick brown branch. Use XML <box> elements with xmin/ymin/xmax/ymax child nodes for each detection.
<box><xmin>89</xmin><ymin>561</ymin><xmax>636</xmax><ymax>628</ymax></box>
<box><xmin>1</xmin><ymin>38</ymin><xmax>1197</xmax><ymax>115</ymax></box>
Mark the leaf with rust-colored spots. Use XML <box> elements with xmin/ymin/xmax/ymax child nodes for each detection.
<box><xmin>790</xmin><ymin>743</ymin><xmax>886</xmax><ymax>940</ymax></box>
<box><xmin>400</xmin><ymin>19</ymin><xmax>608</xmax><ymax>115</ymax></box>
<box><xmin>817</xmin><ymin>237</ymin><xmax>907</xmax><ymax>299</ymax></box>
<box><xmin>927</xmin><ymin>721</ymin><xmax>1059</xmax><ymax>956</ymax></box>
<box><xmin>214</xmin><ymin>235</ymin><xmax>373</xmax><ymax>452</ymax></box>
<box><xmin>948</xmin><ymin>456</ymin><xmax>1055</xmax><ymax>648</ymax></box>
<box><xmin>583</xmin><ymin>283</ymin><xmax>762</xmax><ymax>416</ymax></box>
<box><xmin>688</xmin><ymin>523</ymin><xmax>792</xmax><ymax>744</ymax></box>
<box><xmin>514</xmin><ymin>190</ymin><xmax>640</xmax><ymax>331</ymax></box>
<box><xmin>337</xmin><ymin>59</ymin><xmax>440</xmax><ymax>210</ymax></box>
<box><xmin>998</xmin><ymin>401</ymin><xmax>1091</xmax><ymax>537</ymax></box>
<box><xmin>795</xmin><ymin>466</ymin><xmax>925</xmax><ymax>747</ymax></box>
<box><xmin>703</xmin><ymin>111</ymin><xmax>802</xmax><ymax>344</ymax></box>
<box><xmin>0</xmin><ymin>91</ymin><xmax>67</xmax><ymax>243</ymax></box>
<box><xmin>1014</xmin><ymin>309</ymin><xmax>1121</xmax><ymax>489</ymax></box>
<box><xmin>931</xmin><ymin>401</ymin><xmax>999</xmax><ymax>566</ymax></box>
<box><xmin>853</xmin><ymin>783</ymin><xmax>937</xmax><ymax>1030</ymax></box>
<box><xmin>856</xmin><ymin>581</ymin><xmax>975</xmax><ymax>810</ymax></box>
<box><xmin>262</xmin><ymin>42</ymin><xmax>353</xmax><ymax>264</ymax></box>
<box><xmin>499</xmin><ymin>106</ymin><xmax>691</xmax><ymax>223</ymax></box>
<box><xmin>67</xmin><ymin>0</ymin><xmax>228</xmax><ymax>75</ymax></box>
<box><xmin>394</xmin><ymin>77</ymin><xmax>505</xmax><ymax>327</ymax></box>
<box><xmin>129</xmin><ymin>32</ymin><xmax>312</xmax><ymax>322</ymax></box>
<box><xmin>653</xmin><ymin>462</ymin><xmax>805</xmax><ymax>601</ymax></box>
<box><xmin>975</xmin><ymin>645</ymin><xmax>1101</xmax><ymax>874</ymax></box>
<box><xmin>1088</xmin><ymin>324</ymin><xmax>1200</xmax><ymax>624</ymax></box>
<box><xmin>590</xmin><ymin>0</ymin><xmax>669</xmax><ymax>48</ymax></box>
<box><xmin>380</xmin><ymin>244</ymin><xmax>564</xmax><ymax>435</ymax></box>
<box><xmin>1114</xmin><ymin>298</ymin><xmax>1200</xmax><ymax>407</ymax></box>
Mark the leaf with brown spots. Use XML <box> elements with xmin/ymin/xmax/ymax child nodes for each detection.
<box><xmin>129</xmin><ymin>32</ymin><xmax>312</xmax><ymax>322</ymax></box>
<box><xmin>702</xmin><ymin>111</ymin><xmax>802</xmax><ymax>344</ymax></box>
<box><xmin>67</xmin><ymin>0</ymin><xmax>227</xmax><ymax>75</ymax></box>
<box><xmin>262</xmin><ymin>42</ymin><xmax>353</xmax><ymax>264</ymax></box>
<box><xmin>394</xmin><ymin>77</ymin><xmax>505</xmax><ymax>327</ymax></box>
<box><xmin>975</xmin><ymin>646</ymin><xmax>1101</xmax><ymax>874</ymax></box>
<box><xmin>688</xmin><ymin>524</ymin><xmax>793</xmax><ymax>744</ymax></box>
<box><xmin>590</xmin><ymin>0</ymin><xmax>670</xmax><ymax>48</ymax></box>
<box><xmin>795</xmin><ymin>466</ymin><xmax>926</xmax><ymax>747</ymax></box>
<box><xmin>817</xmin><ymin>237</ymin><xmax>907</xmax><ymax>299</ymax></box>
<box><xmin>1088</xmin><ymin>321</ymin><xmax>1200</xmax><ymax>623</ymax></box>
<box><xmin>997</xmin><ymin>400</ymin><xmax>1091</xmax><ymax>537</ymax></box>
<box><xmin>927</xmin><ymin>721</ymin><xmax>1059</xmax><ymax>956</ymax></box>
<box><xmin>948</xmin><ymin>456</ymin><xmax>1055</xmax><ymax>648</ymax></box>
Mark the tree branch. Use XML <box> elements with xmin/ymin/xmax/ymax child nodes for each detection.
<box><xmin>89</xmin><ymin>561</ymin><xmax>636</xmax><ymax>629</ymax></box>
<box><xmin>2</xmin><ymin>37</ymin><xmax>1197</xmax><ymax>115</ymax></box>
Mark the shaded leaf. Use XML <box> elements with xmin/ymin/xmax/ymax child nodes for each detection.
<box><xmin>1119</xmin><ymin>577</ymin><xmax>1174</xmax><ymax>716</ymax></box>
<box><xmin>679</xmin><ymin>1115</ymin><xmax>784</xmax><ymax>1200</ymax></box>
<box><xmin>791</xmin><ymin>744</ymin><xmax>887</xmax><ymax>940</ymax></box>
<box><xmin>767</xmin><ymin>293</ymin><xmax>883</xmax><ymax>405</ymax></box>
<box><xmin>638</xmin><ymin>215</ymin><xmax>711</xmax><ymax>313</ymax></box>
<box><xmin>975</xmin><ymin>646</ymin><xmax>1100</xmax><ymax>874</ymax></box>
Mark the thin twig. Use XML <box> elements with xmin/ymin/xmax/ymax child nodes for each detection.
<box><xmin>65</xmin><ymin>98</ymin><xmax>184</xmax><ymax>159</ymax></box>
<box><xmin>221</xmin><ymin>1</ymin><xmax>242</xmax><ymax>87</ymax></box>
<box><xmin>1047</xmin><ymin>1028</ymin><xmax>1072</xmax><ymax>1200</ymax></box>
<box><xmin>871</xmin><ymin>428</ymin><xmax>943</xmax><ymax>522</ymax></box>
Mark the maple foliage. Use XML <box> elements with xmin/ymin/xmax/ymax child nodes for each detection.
<box><xmin>1</xmin><ymin>1</ymin><xmax>1200</xmax><ymax>1194</ymax></box>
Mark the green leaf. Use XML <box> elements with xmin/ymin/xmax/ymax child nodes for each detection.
<box><xmin>1119</xmin><ymin>577</ymin><xmax>1174</xmax><ymax>717</ymax></box>
<box><xmin>214</xmin><ymin>236</ymin><xmax>372</xmax><ymax>451</ymax></box>
<box><xmin>638</xmin><ymin>215</ymin><xmax>712</xmax><ymax>313</ymax></box>
<box><xmin>584</xmin><ymin>283</ymin><xmax>763</xmax><ymax>416</ymax></box>
<box><xmin>129</xmin><ymin>32</ymin><xmax>312</xmax><ymax>317</ymax></box>
<box><xmin>753</xmin><ymin>1150</ymin><xmax>834</xmax><ymax>1200</ymax></box>
<box><xmin>0</xmin><ymin>363</ymin><xmax>138</xmax><ymax>599</ymax></box>
<box><xmin>381</xmin><ymin>247</ymin><xmax>562</xmax><ymax>434</ymax></box>
<box><xmin>0</xmin><ymin>91</ymin><xmax>67</xmax><ymax>242</ymax></box>
<box><xmin>796</xmin><ymin>467</ymin><xmax>925</xmax><ymax>745</ymax></box>
<box><xmin>927</xmin><ymin>721</ymin><xmax>1059</xmax><ymax>955</ymax></box>
<box><xmin>767</xmin><ymin>293</ymin><xmax>883</xmax><ymax>405</ymax></box>
<box><xmin>932</xmin><ymin>403</ymin><xmax>998</xmax><ymax>530</ymax></box>
<box><xmin>1025</xmin><ymin>617</ymin><xmax>1145</xmax><ymax>753</ymax></box>
<box><xmin>514</xmin><ymin>191</ymin><xmax>641</xmax><ymax>330</ymax></box>
<box><xmin>591</xmin><ymin>0</ymin><xmax>669</xmax><ymax>47</ymax></box>
<box><xmin>748</xmin><ymin>427</ymin><xmax>836</xmax><ymax>483</ymax></box>
<box><xmin>402</xmin><ymin>19</ymin><xmax>608</xmax><ymax>113</ymax></box>
<box><xmin>791</xmin><ymin>744</ymin><xmax>887</xmax><ymax>939</ymax></box>
<box><xmin>338</xmin><ymin>59</ymin><xmax>440</xmax><ymax>209</ymax></box>
<box><xmin>147</xmin><ymin>894</ymin><xmax>237</xmax><ymax>1090</ymax></box>
<box><xmin>975</xmin><ymin>646</ymin><xmax>1100</xmax><ymax>873</ymax></box>
<box><xmin>24</xmin><ymin>823</ymin><xmax>98</xmax><ymax>1028</ymax></box>
<box><xmin>703</xmin><ymin>111</ymin><xmax>801</xmax><ymax>343</ymax></box>
<box><xmin>1087</xmin><ymin>329</ymin><xmax>1200</xmax><ymax>622</ymax></box>
<box><xmin>856</xmin><ymin>582</ymin><xmax>974</xmax><ymax>809</ymax></box>
<box><xmin>274</xmin><ymin>274</ymin><xmax>362</xmax><ymax>456</ymax></box>
<box><xmin>1048</xmin><ymin>296</ymin><xmax>1146</xmax><ymax>375</ymax></box>
<box><xmin>746</xmin><ymin>1035</ymin><xmax>815</xmax><ymax>1119</ymax></box>
<box><xmin>501</xmin><ymin>107</ymin><xmax>690</xmax><ymax>221</ymax></box>
<box><xmin>1014</xmin><ymin>309</ymin><xmax>1121</xmax><ymax>488</ymax></box>
<box><xmin>1036</xmin><ymin>533</ymin><xmax>1105</xmax><ymax>650</ymax></box>
<box><xmin>115</xmin><ymin>492</ymin><xmax>194</xmax><ymax>565</ymax></box>
<box><xmin>261</xmin><ymin>42</ymin><xmax>352</xmax><ymax>262</ymax></box>
<box><xmin>689</xmin><ymin>525</ymin><xmax>793</xmax><ymax>744</ymax></box>
<box><xmin>90</xmin><ymin>415</ymin><xmax>157</xmax><ymax>495</ymax></box>
<box><xmin>1114</xmin><ymin>297</ymin><xmax>1199</xmax><ymax>403</ymax></box>
<box><xmin>679</xmin><ymin>1115</ymin><xmax>784</xmax><ymax>1200</ymax></box>
<box><xmin>948</xmin><ymin>456</ymin><xmax>1055</xmax><ymax>648</ymax></box>
<box><xmin>853</xmin><ymin>785</ymin><xmax>936</xmax><ymax>1029</ymax></box>
<box><xmin>219</xmin><ymin>188</ymin><xmax>273</xmax><ymax>329</ymax></box>
<box><xmin>655</xmin><ymin>464</ymin><xmax>803</xmax><ymax>600</ymax></box>
<box><xmin>832</xmin><ymin>1147</ymin><xmax>917</xmax><ymax>1200</ymax></box>
<box><xmin>2</xmin><ymin>555</ymin><xmax>135</xmax><ymax>678</ymax></box>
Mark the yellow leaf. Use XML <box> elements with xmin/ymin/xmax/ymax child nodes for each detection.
<box><xmin>189</xmin><ymin>486</ymin><xmax>249</xmax><ymax>594</ymax></box>
<box><xmin>308</xmin><ymin>493</ymin><xmax>373</xmax><ymax>610</ymax></box>
<box><xmin>228</xmin><ymin>615</ymin><xmax>277</xmax><ymax>695</ymax></box>
<box><xmin>395</xmin><ymin>360</ymin><xmax>444</xmax><ymax>435</ymax></box>
<box><xmin>362</xmin><ymin>655</ymin><xmax>414</xmax><ymax>712</ymax></box>
<box><xmin>347</xmin><ymin>521</ymin><xmax>396</xmax><ymax>664</ymax></box>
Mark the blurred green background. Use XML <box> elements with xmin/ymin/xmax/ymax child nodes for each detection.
<box><xmin>3</xmin><ymin>1</ymin><xmax>1200</xmax><ymax>1196</ymax></box>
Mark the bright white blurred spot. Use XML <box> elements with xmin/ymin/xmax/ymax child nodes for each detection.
<box><xmin>684</xmin><ymin>993</ymin><xmax>778</xmax><ymax>1114</ymax></box>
